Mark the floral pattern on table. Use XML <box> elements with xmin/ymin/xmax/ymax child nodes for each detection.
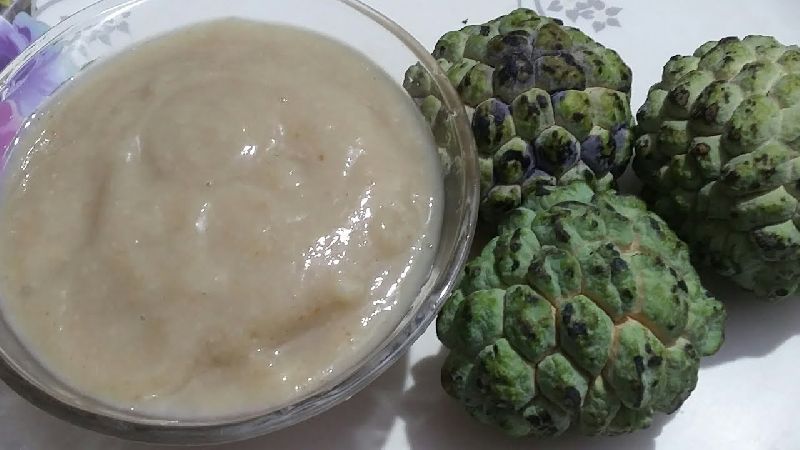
<box><xmin>523</xmin><ymin>0</ymin><xmax>623</xmax><ymax>32</ymax></box>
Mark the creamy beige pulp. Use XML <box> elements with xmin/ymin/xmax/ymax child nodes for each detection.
<box><xmin>0</xmin><ymin>20</ymin><xmax>442</xmax><ymax>417</ymax></box>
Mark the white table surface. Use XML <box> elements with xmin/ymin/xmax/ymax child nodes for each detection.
<box><xmin>4</xmin><ymin>1</ymin><xmax>800</xmax><ymax>449</ymax></box>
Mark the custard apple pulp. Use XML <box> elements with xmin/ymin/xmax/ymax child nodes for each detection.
<box><xmin>634</xmin><ymin>35</ymin><xmax>800</xmax><ymax>300</ymax></box>
<box><xmin>404</xmin><ymin>8</ymin><xmax>634</xmax><ymax>225</ymax></box>
<box><xmin>437</xmin><ymin>180</ymin><xmax>725</xmax><ymax>437</ymax></box>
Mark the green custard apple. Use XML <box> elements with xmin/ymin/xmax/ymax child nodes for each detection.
<box><xmin>634</xmin><ymin>35</ymin><xmax>800</xmax><ymax>300</ymax></box>
<box><xmin>404</xmin><ymin>8</ymin><xmax>634</xmax><ymax>224</ymax></box>
<box><xmin>436</xmin><ymin>179</ymin><xmax>725</xmax><ymax>437</ymax></box>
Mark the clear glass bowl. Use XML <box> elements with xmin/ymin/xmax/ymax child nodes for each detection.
<box><xmin>0</xmin><ymin>0</ymin><xmax>478</xmax><ymax>444</ymax></box>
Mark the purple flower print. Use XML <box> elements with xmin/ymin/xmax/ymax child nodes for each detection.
<box><xmin>1</xmin><ymin>13</ymin><xmax>73</xmax><ymax>113</ymax></box>
<box><xmin>0</xmin><ymin>12</ymin><xmax>74</xmax><ymax>155</ymax></box>
<box><xmin>0</xmin><ymin>13</ymin><xmax>48</xmax><ymax>69</ymax></box>
<box><xmin>0</xmin><ymin>8</ymin><xmax>135</xmax><ymax>157</ymax></box>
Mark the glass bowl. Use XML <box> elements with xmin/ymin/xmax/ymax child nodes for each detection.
<box><xmin>0</xmin><ymin>0</ymin><xmax>478</xmax><ymax>445</ymax></box>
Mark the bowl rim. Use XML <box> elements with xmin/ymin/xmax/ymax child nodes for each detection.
<box><xmin>0</xmin><ymin>0</ymin><xmax>479</xmax><ymax>444</ymax></box>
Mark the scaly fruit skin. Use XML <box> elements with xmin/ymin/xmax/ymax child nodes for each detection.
<box><xmin>404</xmin><ymin>8</ymin><xmax>634</xmax><ymax>225</ymax></box>
<box><xmin>633</xmin><ymin>35</ymin><xmax>800</xmax><ymax>300</ymax></box>
<box><xmin>437</xmin><ymin>179</ymin><xmax>725</xmax><ymax>437</ymax></box>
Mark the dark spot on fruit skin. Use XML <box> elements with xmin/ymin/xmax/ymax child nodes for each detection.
<box><xmin>670</xmin><ymin>87</ymin><xmax>690</xmax><ymax>107</ymax></box>
<box><xmin>501</xmin><ymin>32</ymin><xmax>530</xmax><ymax>48</ymax></box>
<box><xmin>677</xmin><ymin>280</ymin><xmax>688</xmax><ymax>292</ymax></box>
<box><xmin>631</xmin><ymin>381</ymin><xmax>644</xmax><ymax>408</ymax></box>
<box><xmin>511</xmin><ymin>260</ymin><xmax>520</xmax><ymax>271</ymax></box>
<box><xmin>567</xmin><ymin>322</ymin><xmax>588</xmax><ymax>338</ymax></box>
<box><xmin>669</xmin><ymin>268</ymin><xmax>678</xmax><ymax>278</ymax></box>
<box><xmin>554</xmin><ymin>223</ymin><xmax>571</xmax><ymax>243</ymax></box>
<box><xmin>526</xmin><ymin>327</ymin><xmax>538</xmax><ymax>341</ymax></box>
<box><xmin>620</xmin><ymin>289</ymin><xmax>634</xmax><ymax>303</ymax></box>
<box><xmin>561</xmin><ymin>53</ymin><xmax>579</xmax><ymax>66</ymax></box>
<box><xmin>633</xmin><ymin>356</ymin><xmax>645</xmax><ymax>375</ymax></box>
<box><xmin>529</xmin><ymin>263</ymin><xmax>546</xmax><ymax>279</ymax></box>
<box><xmin>588</xmin><ymin>262</ymin><xmax>604</xmax><ymax>275</ymax></box>
<box><xmin>564</xmin><ymin>387</ymin><xmax>582</xmax><ymax>409</ymax></box>
<box><xmin>463</xmin><ymin>308</ymin><xmax>473</xmax><ymax>322</ymax></box>
<box><xmin>727</xmin><ymin>127</ymin><xmax>743</xmax><ymax>143</ymax></box>
<box><xmin>479</xmin><ymin>26</ymin><xmax>491</xmax><ymax>36</ymax></box>
<box><xmin>473</xmin><ymin>100</ymin><xmax>511</xmax><ymax>152</ymax></box>
<box><xmin>692</xmin><ymin>142</ymin><xmax>711</xmax><ymax>157</ymax></box>
<box><xmin>561</xmin><ymin>303</ymin><xmax>575</xmax><ymax>322</ymax></box>
<box><xmin>595</xmin><ymin>63</ymin><xmax>607</xmax><ymax>76</ymax></box>
<box><xmin>510</xmin><ymin>242</ymin><xmax>522</xmax><ymax>252</ymax></box>
<box><xmin>649</xmin><ymin>217</ymin><xmax>665</xmax><ymax>237</ymax></box>
<box><xmin>699</xmin><ymin>103</ymin><xmax>720</xmax><ymax>124</ymax></box>
<box><xmin>527</xmin><ymin>411</ymin><xmax>555</xmax><ymax>430</ymax></box>
<box><xmin>535</xmin><ymin>184</ymin><xmax>551</xmax><ymax>197</ymax></box>
<box><xmin>753</xmin><ymin>232</ymin><xmax>786</xmax><ymax>251</ymax></box>
<box><xmin>527</xmin><ymin>414</ymin><xmax>544</xmax><ymax>426</ymax></box>
<box><xmin>645</xmin><ymin>344</ymin><xmax>653</xmax><ymax>354</ymax></box>
<box><xmin>496</xmin><ymin>144</ymin><xmax>533</xmax><ymax>183</ymax></box>
<box><xmin>537</xmin><ymin>95</ymin><xmax>549</xmax><ymax>108</ymax></box>
<box><xmin>492</xmin><ymin>195</ymin><xmax>520</xmax><ymax>213</ymax></box>
<box><xmin>496</xmin><ymin>55</ymin><xmax>535</xmax><ymax>91</ymax></box>
<box><xmin>572</xmin><ymin>112</ymin><xmax>586</xmax><ymax>122</ymax></box>
<box><xmin>648</xmin><ymin>356</ymin><xmax>663</xmax><ymax>368</ymax></box>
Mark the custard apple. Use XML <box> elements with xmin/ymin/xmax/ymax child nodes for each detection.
<box><xmin>634</xmin><ymin>36</ymin><xmax>800</xmax><ymax>300</ymax></box>
<box><xmin>436</xmin><ymin>180</ymin><xmax>725</xmax><ymax>437</ymax></box>
<box><xmin>404</xmin><ymin>8</ymin><xmax>634</xmax><ymax>224</ymax></box>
